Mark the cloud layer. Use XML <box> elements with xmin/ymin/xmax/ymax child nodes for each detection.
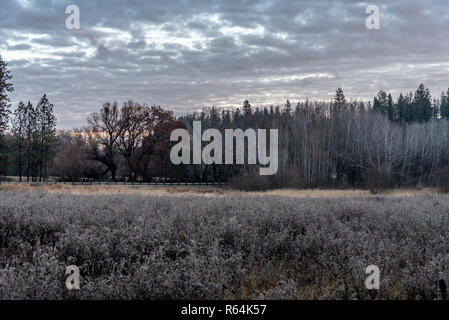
<box><xmin>2</xmin><ymin>0</ymin><xmax>449</xmax><ymax>128</ymax></box>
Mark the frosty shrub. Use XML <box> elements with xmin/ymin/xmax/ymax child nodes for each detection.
<box><xmin>0</xmin><ymin>188</ymin><xmax>448</xmax><ymax>299</ymax></box>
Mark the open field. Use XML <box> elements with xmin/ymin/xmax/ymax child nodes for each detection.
<box><xmin>0</xmin><ymin>186</ymin><xmax>448</xmax><ymax>299</ymax></box>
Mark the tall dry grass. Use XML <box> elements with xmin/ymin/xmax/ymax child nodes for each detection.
<box><xmin>0</xmin><ymin>184</ymin><xmax>438</xmax><ymax>198</ymax></box>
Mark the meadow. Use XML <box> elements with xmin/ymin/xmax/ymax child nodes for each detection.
<box><xmin>0</xmin><ymin>185</ymin><xmax>448</xmax><ymax>300</ymax></box>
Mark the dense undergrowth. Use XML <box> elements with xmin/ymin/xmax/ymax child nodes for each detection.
<box><xmin>0</xmin><ymin>188</ymin><xmax>448</xmax><ymax>299</ymax></box>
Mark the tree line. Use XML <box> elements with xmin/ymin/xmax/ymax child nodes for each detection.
<box><xmin>0</xmin><ymin>57</ymin><xmax>57</xmax><ymax>182</ymax></box>
<box><xmin>175</xmin><ymin>85</ymin><xmax>449</xmax><ymax>190</ymax></box>
<box><xmin>10</xmin><ymin>96</ymin><xmax>57</xmax><ymax>182</ymax></box>
<box><xmin>2</xmin><ymin>54</ymin><xmax>449</xmax><ymax>190</ymax></box>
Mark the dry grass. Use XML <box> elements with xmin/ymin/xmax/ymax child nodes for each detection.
<box><xmin>0</xmin><ymin>183</ymin><xmax>438</xmax><ymax>198</ymax></box>
<box><xmin>0</xmin><ymin>185</ymin><xmax>448</xmax><ymax>299</ymax></box>
<box><xmin>0</xmin><ymin>184</ymin><xmax>226</xmax><ymax>197</ymax></box>
<box><xmin>246</xmin><ymin>188</ymin><xmax>438</xmax><ymax>198</ymax></box>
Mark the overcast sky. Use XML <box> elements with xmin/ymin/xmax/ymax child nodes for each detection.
<box><xmin>1</xmin><ymin>0</ymin><xmax>449</xmax><ymax>128</ymax></box>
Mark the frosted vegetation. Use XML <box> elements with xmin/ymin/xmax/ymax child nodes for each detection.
<box><xmin>0</xmin><ymin>187</ymin><xmax>448</xmax><ymax>299</ymax></box>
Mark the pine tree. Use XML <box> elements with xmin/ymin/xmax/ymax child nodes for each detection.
<box><xmin>24</xmin><ymin>102</ymin><xmax>37</xmax><ymax>181</ymax></box>
<box><xmin>11</xmin><ymin>102</ymin><xmax>27</xmax><ymax>181</ymax></box>
<box><xmin>333</xmin><ymin>88</ymin><xmax>346</xmax><ymax>113</ymax></box>
<box><xmin>233</xmin><ymin>108</ymin><xmax>241</xmax><ymax>128</ymax></box>
<box><xmin>413</xmin><ymin>84</ymin><xmax>432</xmax><ymax>122</ymax></box>
<box><xmin>294</xmin><ymin>103</ymin><xmax>300</xmax><ymax>115</ymax></box>
<box><xmin>440</xmin><ymin>89</ymin><xmax>449</xmax><ymax>119</ymax></box>
<box><xmin>274</xmin><ymin>105</ymin><xmax>281</xmax><ymax>117</ymax></box>
<box><xmin>403</xmin><ymin>92</ymin><xmax>414</xmax><ymax>122</ymax></box>
<box><xmin>222</xmin><ymin>109</ymin><xmax>231</xmax><ymax>128</ymax></box>
<box><xmin>208</xmin><ymin>107</ymin><xmax>220</xmax><ymax>128</ymax></box>
<box><xmin>349</xmin><ymin>100</ymin><xmax>357</xmax><ymax>113</ymax></box>
<box><xmin>242</xmin><ymin>100</ymin><xmax>252</xmax><ymax>117</ymax></box>
<box><xmin>396</xmin><ymin>93</ymin><xmax>407</xmax><ymax>123</ymax></box>
<box><xmin>432</xmin><ymin>98</ymin><xmax>440</xmax><ymax>119</ymax></box>
<box><xmin>283</xmin><ymin>100</ymin><xmax>292</xmax><ymax>115</ymax></box>
<box><xmin>36</xmin><ymin>94</ymin><xmax>57</xmax><ymax>181</ymax></box>
<box><xmin>387</xmin><ymin>93</ymin><xmax>395</xmax><ymax>121</ymax></box>
<box><xmin>242</xmin><ymin>100</ymin><xmax>252</xmax><ymax>128</ymax></box>
<box><xmin>373</xmin><ymin>90</ymin><xmax>388</xmax><ymax>115</ymax></box>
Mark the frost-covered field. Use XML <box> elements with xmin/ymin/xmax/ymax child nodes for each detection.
<box><xmin>0</xmin><ymin>186</ymin><xmax>448</xmax><ymax>300</ymax></box>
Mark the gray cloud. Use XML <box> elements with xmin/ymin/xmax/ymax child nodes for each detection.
<box><xmin>1</xmin><ymin>0</ymin><xmax>449</xmax><ymax>128</ymax></box>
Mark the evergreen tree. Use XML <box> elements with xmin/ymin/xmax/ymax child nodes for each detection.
<box><xmin>413</xmin><ymin>84</ymin><xmax>432</xmax><ymax>122</ymax></box>
<box><xmin>432</xmin><ymin>97</ymin><xmax>440</xmax><ymax>119</ymax></box>
<box><xmin>233</xmin><ymin>108</ymin><xmax>241</xmax><ymax>128</ymax></box>
<box><xmin>403</xmin><ymin>92</ymin><xmax>414</xmax><ymax>122</ymax></box>
<box><xmin>387</xmin><ymin>93</ymin><xmax>395</xmax><ymax>121</ymax></box>
<box><xmin>24</xmin><ymin>102</ymin><xmax>37</xmax><ymax>181</ymax></box>
<box><xmin>222</xmin><ymin>109</ymin><xmax>231</xmax><ymax>128</ymax></box>
<box><xmin>440</xmin><ymin>89</ymin><xmax>449</xmax><ymax>119</ymax></box>
<box><xmin>274</xmin><ymin>105</ymin><xmax>281</xmax><ymax>118</ymax></box>
<box><xmin>242</xmin><ymin>100</ymin><xmax>252</xmax><ymax>128</ymax></box>
<box><xmin>242</xmin><ymin>100</ymin><xmax>252</xmax><ymax>117</ymax></box>
<box><xmin>11</xmin><ymin>102</ymin><xmax>27</xmax><ymax>181</ymax></box>
<box><xmin>396</xmin><ymin>93</ymin><xmax>407</xmax><ymax>123</ymax></box>
<box><xmin>36</xmin><ymin>94</ymin><xmax>57</xmax><ymax>181</ymax></box>
<box><xmin>208</xmin><ymin>107</ymin><xmax>220</xmax><ymax>128</ymax></box>
<box><xmin>294</xmin><ymin>103</ymin><xmax>300</xmax><ymax>115</ymax></box>
<box><xmin>333</xmin><ymin>88</ymin><xmax>346</xmax><ymax>113</ymax></box>
<box><xmin>349</xmin><ymin>100</ymin><xmax>357</xmax><ymax>113</ymax></box>
<box><xmin>269</xmin><ymin>105</ymin><xmax>274</xmax><ymax>117</ymax></box>
<box><xmin>283</xmin><ymin>100</ymin><xmax>292</xmax><ymax>115</ymax></box>
<box><xmin>373</xmin><ymin>90</ymin><xmax>388</xmax><ymax>115</ymax></box>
